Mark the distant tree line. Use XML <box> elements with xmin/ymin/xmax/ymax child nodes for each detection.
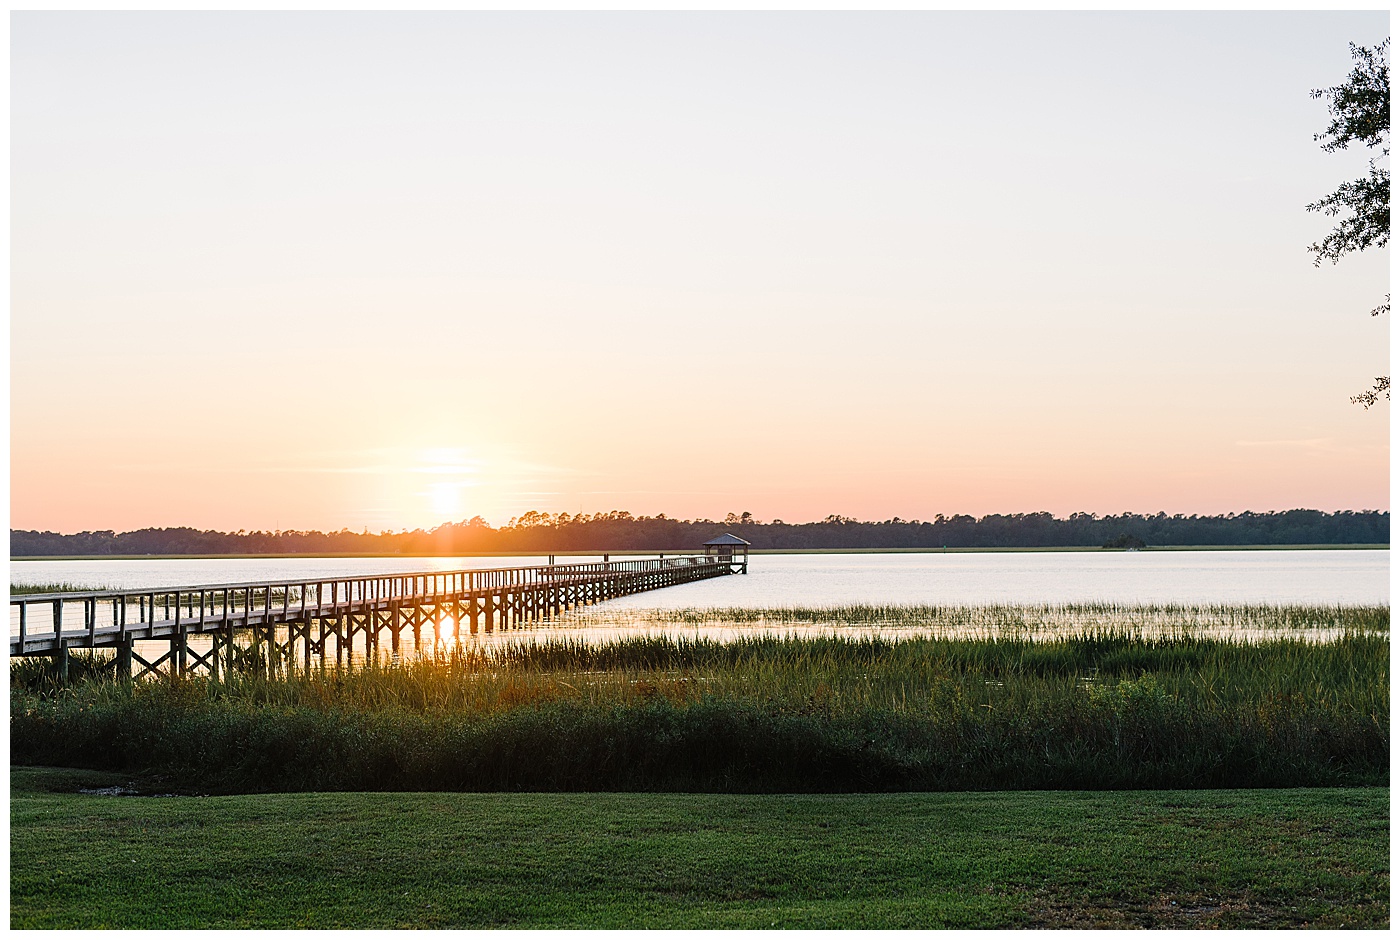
<box><xmin>9</xmin><ymin>508</ymin><xmax>1389</xmax><ymax>556</ymax></box>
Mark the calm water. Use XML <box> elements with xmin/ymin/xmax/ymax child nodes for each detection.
<box><xmin>10</xmin><ymin>550</ymin><xmax>1387</xmax><ymax>651</ymax></box>
<box><xmin>10</xmin><ymin>549</ymin><xmax>1388</xmax><ymax>605</ymax></box>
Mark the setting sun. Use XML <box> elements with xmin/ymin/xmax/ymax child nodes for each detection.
<box><xmin>427</xmin><ymin>481</ymin><xmax>464</xmax><ymax>518</ymax></box>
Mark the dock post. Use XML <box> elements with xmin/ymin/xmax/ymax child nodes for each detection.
<box><xmin>266</xmin><ymin>625</ymin><xmax>279</xmax><ymax>678</ymax></box>
<box><xmin>250</xmin><ymin>627</ymin><xmax>262</xmax><ymax>678</ymax></box>
<box><xmin>116</xmin><ymin>636</ymin><xmax>132</xmax><ymax>680</ymax></box>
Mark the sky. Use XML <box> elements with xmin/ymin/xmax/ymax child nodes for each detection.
<box><xmin>10</xmin><ymin>11</ymin><xmax>1391</xmax><ymax>534</ymax></box>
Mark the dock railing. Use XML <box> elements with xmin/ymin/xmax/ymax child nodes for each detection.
<box><xmin>11</xmin><ymin>555</ymin><xmax>734</xmax><ymax>672</ymax></box>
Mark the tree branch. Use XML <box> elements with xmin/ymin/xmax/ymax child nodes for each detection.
<box><xmin>1350</xmin><ymin>375</ymin><xmax>1390</xmax><ymax>409</ymax></box>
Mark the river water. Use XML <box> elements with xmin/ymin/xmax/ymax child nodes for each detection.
<box><xmin>10</xmin><ymin>550</ymin><xmax>1388</xmax><ymax>650</ymax></box>
<box><xmin>9</xmin><ymin>549</ymin><xmax>1389</xmax><ymax>606</ymax></box>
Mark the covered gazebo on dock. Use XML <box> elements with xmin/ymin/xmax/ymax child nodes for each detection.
<box><xmin>703</xmin><ymin>533</ymin><xmax>750</xmax><ymax>573</ymax></box>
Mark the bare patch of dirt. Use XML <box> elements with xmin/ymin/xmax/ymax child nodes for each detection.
<box><xmin>1024</xmin><ymin>890</ymin><xmax>1355</xmax><ymax>929</ymax></box>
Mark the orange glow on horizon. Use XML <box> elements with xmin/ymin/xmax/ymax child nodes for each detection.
<box><xmin>9</xmin><ymin>13</ymin><xmax>1389</xmax><ymax>534</ymax></box>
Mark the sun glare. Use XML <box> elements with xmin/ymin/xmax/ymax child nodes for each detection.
<box><xmin>418</xmin><ymin>447</ymin><xmax>479</xmax><ymax>475</ymax></box>
<box><xmin>428</xmin><ymin>482</ymin><xmax>463</xmax><ymax>517</ymax></box>
<box><xmin>410</xmin><ymin>447</ymin><xmax>482</xmax><ymax>523</ymax></box>
<box><xmin>437</xmin><ymin>616</ymin><xmax>456</xmax><ymax>640</ymax></box>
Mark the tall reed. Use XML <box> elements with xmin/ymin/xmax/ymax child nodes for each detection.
<box><xmin>566</xmin><ymin>602</ymin><xmax>1389</xmax><ymax>639</ymax></box>
<box><xmin>12</xmin><ymin>622</ymin><xmax>1387</xmax><ymax>793</ymax></box>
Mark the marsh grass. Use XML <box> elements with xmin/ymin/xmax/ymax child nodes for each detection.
<box><xmin>566</xmin><ymin>602</ymin><xmax>1390</xmax><ymax>641</ymax></box>
<box><xmin>9</xmin><ymin>582</ymin><xmax>108</xmax><ymax>596</ymax></box>
<box><xmin>11</xmin><ymin>606</ymin><xmax>1387</xmax><ymax>793</ymax></box>
<box><xmin>10</xmin><ymin>651</ymin><xmax>120</xmax><ymax>693</ymax></box>
<box><xmin>10</xmin><ymin>582</ymin><xmax>305</xmax><ymax>605</ymax></box>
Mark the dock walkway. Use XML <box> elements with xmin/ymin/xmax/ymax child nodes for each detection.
<box><xmin>10</xmin><ymin>555</ymin><xmax>734</xmax><ymax>678</ymax></box>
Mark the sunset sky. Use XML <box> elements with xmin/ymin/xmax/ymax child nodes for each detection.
<box><xmin>11</xmin><ymin>11</ymin><xmax>1391</xmax><ymax>534</ymax></box>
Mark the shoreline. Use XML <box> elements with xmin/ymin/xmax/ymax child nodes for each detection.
<box><xmin>9</xmin><ymin>543</ymin><xmax>1389</xmax><ymax>561</ymax></box>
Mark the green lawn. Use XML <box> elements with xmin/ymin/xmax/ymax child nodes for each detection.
<box><xmin>10</xmin><ymin>767</ymin><xmax>1388</xmax><ymax>929</ymax></box>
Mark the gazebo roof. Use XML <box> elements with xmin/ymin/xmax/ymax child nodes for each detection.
<box><xmin>703</xmin><ymin>532</ymin><xmax>752</xmax><ymax>546</ymax></box>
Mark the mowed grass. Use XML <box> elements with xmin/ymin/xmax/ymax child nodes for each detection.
<box><xmin>10</xmin><ymin>767</ymin><xmax>1387</xmax><ymax>929</ymax></box>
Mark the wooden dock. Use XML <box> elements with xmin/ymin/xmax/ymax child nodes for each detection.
<box><xmin>9</xmin><ymin>555</ymin><xmax>735</xmax><ymax>679</ymax></box>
